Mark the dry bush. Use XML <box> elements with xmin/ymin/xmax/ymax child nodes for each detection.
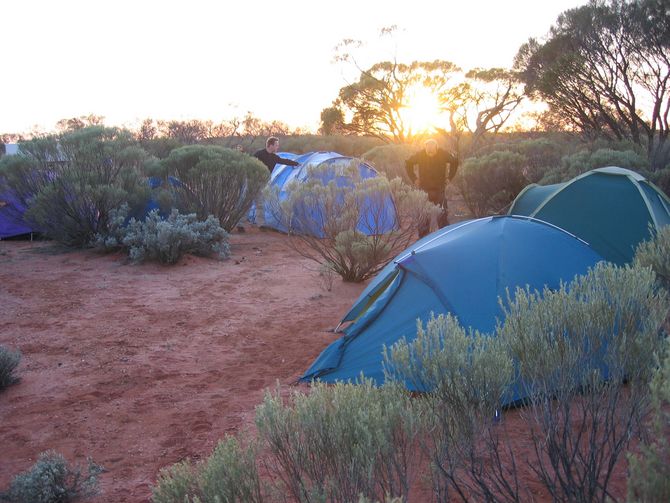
<box><xmin>160</xmin><ymin>145</ymin><xmax>269</xmax><ymax>232</ymax></box>
<box><xmin>265</xmin><ymin>160</ymin><xmax>438</xmax><ymax>282</ymax></box>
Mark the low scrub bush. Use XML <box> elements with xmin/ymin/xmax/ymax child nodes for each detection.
<box><xmin>266</xmin><ymin>160</ymin><xmax>438</xmax><ymax>282</ymax></box>
<box><xmin>644</xmin><ymin>166</ymin><xmax>670</xmax><ymax>196</ymax></box>
<box><xmin>152</xmin><ymin>436</ymin><xmax>262</xmax><ymax>503</ymax></box>
<box><xmin>498</xmin><ymin>263</ymin><xmax>667</xmax><ymax>502</ymax></box>
<box><xmin>0</xmin><ymin>346</ymin><xmax>21</xmax><ymax>390</ymax></box>
<box><xmin>159</xmin><ymin>145</ymin><xmax>269</xmax><ymax>232</ymax></box>
<box><xmin>635</xmin><ymin>225</ymin><xmax>670</xmax><ymax>292</ymax></box>
<box><xmin>540</xmin><ymin>148</ymin><xmax>649</xmax><ymax>185</ymax></box>
<box><xmin>1</xmin><ymin>451</ymin><xmax>104</xmax><ymax>503</ymax></box>
<box><xmin>0</xmin><ymin>127</ymin><xmax>150</xmax><ymax>247</ymax></box>
<box><xmin>453</xmin><ymin>151</ymin><xmax>529</xmax><ymax>217</ymax></box>
<box><xmin>255</xmin><ymin>380</ymin><xmax>423</xmax><ymax>503</ymax></box>
<box><xmin>385</xmin><ymin>314</ymin><xmax>516</xmax><ymax>502</ymax></box>
<box><xmin>361</xmin><ymin>144</ymin><xmax>415</xmax><ymax>182</ymax></box>
<box><xmin>98</xmin><ymin>207</ymin><xmax>230</xmax><ymax>265</ymax></box>
<box><xmin>627</xmin><ymin>340</ymin><xmax>670</xmax><ymax>503</ymax></box>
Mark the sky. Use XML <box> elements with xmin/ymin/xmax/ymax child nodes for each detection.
<box><xmin>1</xmin><ymin>0</ymin><xmax>588</xmax><ymax>135</ymax></box>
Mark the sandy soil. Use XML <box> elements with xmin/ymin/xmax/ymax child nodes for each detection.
<box><xmin>0</xmin><ymin>225</ymin><xmax>630</xmax><ymax>502</ymax></box>
<box><xmin>0</xmin><ymin>228</ymin><xmax>365</xmax><ymax>502</ymax></box>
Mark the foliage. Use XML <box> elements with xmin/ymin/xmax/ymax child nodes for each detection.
<box><xmin>627</xmin><ymin>340</ymin><xmax>670</xmax><ymax>503</ymax></box>
<box><xmin>515</xmin><ymin>0</ymin><xmax>670</xmax><ymax>169</ymax></box>
<box><xmin>152</xmin><ymin>436</ymin><xmax>263</xmax><ymax>503</ymax></box>
<box><xmin>325</xmin><ymin>59</ymin><xmax>461</xmax><ymax>143</ymax></box>
<box><xmin>535</xmin><ymin>147</ymin><xmax>649</xmax><ymax>185</ymax></box>
<box><xmin>481</xmin><ymin>137</ymin><xmax>575</xmax><ymax>183</ymax></box>
<box><xmin>384</xmin><ymin>314</ymin><xmax>516</xmax><ymax>502</ymax></box>
<box><xmin>644</xmin><ymin>166</ymin><xmax>670</xmax><ymax>197</ymax></box>
<box><xmin>438</xmin><ymin>67</ymin><xmax>525</xmax><ymax>157</ymax></box>
<box><xmin>362</xmin><ymin>144</ymin><xmax>415</xmax><ymax>181</ymax></box>
<box><xmin>453</xmin><ymin>151</ymin><xmax>529</xmax><ymax>216</ymax></box>
<box><xmin>159</xmin><ymin>145</ymin><xmax>269</xmax><ymax>232</ymax></box>
<box><xmin>1</xmin><ymin>451</ymin><xmax>104</xmax><ymax>503</ymax></box>
<box><xmin>255</xmin><ymin>380</ymin><xmax>423</xmax><ymax>503</ymax></box>
<box><xmin>266</xmin><ymin>161</ymin><xmax>438</xmax><ymax>281</ymax></box>
<box><xmin>635</xmin><ymin>224</ymin><xmax>670</xmax><ymax>292</ymax></box>
<box><xmin>0</xmin><ymin>346</ymin><xmax>21</xmax><ymax>391</ymax></box>
<box><xmin>98</xmin><ymin>208</ymin><xmax>230</xmax><ymax>265</ymax></box>
<box><xmin>279</xmin><ymin>135</ymin><xmax>383</xmax><ymax>157</ymax></box>
<box><xmin>0</xmin><ymin>126</ymin><xmax>150</xmax><ymax>247</ymax></box>
<box><xmin>499</xmin><ymin>263</ymin><xmax>667</xmax><ymax>503</ymax></box>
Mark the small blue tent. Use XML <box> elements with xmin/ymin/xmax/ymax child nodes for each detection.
<box><xmin>0</xmin><ymin>192</ymin><xmax>33</xmax><ymax>238</ymax></box>
<box><xmin>302</xmin><ymin>216</ymin><xmax>603</xmax><ymax>397</ymax></box>
<box><xmin>250</xmin><ymin>151</ymin><xmax>397</xmax><ymax>236</ymax></box>
<box><xmin>508</xmin><ymin>167</ymin><xmax>670</xmax><ymax>265</ymax></box>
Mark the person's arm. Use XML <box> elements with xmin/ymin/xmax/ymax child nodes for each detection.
<box><xmin>405</xmin><ymin>153</ymin><xmax>419</xmax><ymax>183</ymax></box>
<box><xmin>273</xmin><ymin>153</ymin><xmax>300</xmax><ymax>167</ymax></box>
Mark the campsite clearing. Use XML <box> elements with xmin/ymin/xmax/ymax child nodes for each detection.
<box><xmin>0</xmin><ymin>226</ymin><xmax>631</xmax><ymax>502</ymax></box>
<box><xmin>0</xmin><ymin>228</ymin><xmax>363</xmax><ymax>502</ymax></box>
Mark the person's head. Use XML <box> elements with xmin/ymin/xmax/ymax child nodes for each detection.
<box><xmin>423</xmin><ymin>139</ymin><xmax>438</xmax><ymax>156</ymax></box>
<box><xmin>266</xmin><ymin>136</ymin><xmax>279</xmax><ymax>153</ymax></box>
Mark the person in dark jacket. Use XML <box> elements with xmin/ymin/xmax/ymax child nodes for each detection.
<box><xmin>253</xmin><ymin>137</ymin><xmax>300</xmax><ymax>173</ymax></box>
<box><xmin>405</xmin><ymin>139</ymin><xmax>458</xmax><ymax>238</ymax></box>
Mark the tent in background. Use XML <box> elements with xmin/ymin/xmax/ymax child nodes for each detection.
<box><xmin>0</xmin><ymin>192</ymin><xmax>33</xmax><ymax>238</ymax></box>
<box><xmin>508</xmin><ymin>167</ymin><xmax>670</xmax><ymax>265</ymax></box>
<box><xmin>302</xmin><ymin>216</ymin><xmax>603</xmax><ymax>401</ymax></box>
<box><xmin>249</xmin><ymin>151</ymin><xmax>397</xmax><ymax>236</ymax></box>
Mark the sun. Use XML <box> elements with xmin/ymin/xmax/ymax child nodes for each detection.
<box><xmin>400</xmin><ymin>85</ymin><xmax>445</xmax><ymax>134</ymax></box>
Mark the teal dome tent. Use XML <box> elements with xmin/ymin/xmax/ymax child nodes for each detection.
<box><xmin>509</xmin><ymin>167</ymin><xmax>670</xmax><ymax>265</ymax></box>
<box><xmin>302</xmin><ymin>216</ymin><xmax>603</xmax><ymax>401</ymax></box>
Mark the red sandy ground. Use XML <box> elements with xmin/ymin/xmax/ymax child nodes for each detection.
<box><xmin>0</xmin><ymin>227</ymin><xmax>629</xmax><ymax>502</ymax></box>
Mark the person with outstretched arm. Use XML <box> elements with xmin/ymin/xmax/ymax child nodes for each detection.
<box><xmin>253</xmin><ymin>136</ymin><xmax>300</xmax><ymax>173</ymax></box>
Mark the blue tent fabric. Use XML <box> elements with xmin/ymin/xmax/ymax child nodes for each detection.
<box><xmin>302</xmin><ymin>216</ymin><xmax>603</xmax><ymax>399</ymax></box>
<box><xmin>249</xmin><ymin>151</ymin><xmax>397</xmax><ymax>236</ymax></box>
<box><xmin>0</xmin><ymin>192</ymin><xmax>33</xmax><ymax>238</ymax></box>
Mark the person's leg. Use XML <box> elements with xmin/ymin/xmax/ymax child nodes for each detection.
<box><xmin>418</xmin><ymin>212</ymin><xmax>430</xmax><ymax>238</ymax></box>
<box><xmin>437</xmin><ymin>194</ymin><xmax>449</xmax><ymax>228</ymax></box>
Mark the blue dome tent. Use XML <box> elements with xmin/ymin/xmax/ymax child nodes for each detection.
<box><xmin>302</xmin><ymin>216</ymin><xmax>603</xmax><ymax>401</ymax></box>
<box><xmin>249</xmin><ymin>151</ymin><xmax>398</xmax><ymax>236</ymax></box>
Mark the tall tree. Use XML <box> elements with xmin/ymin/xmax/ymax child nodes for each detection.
<box><xmin>323</xmin><ymin>59</ymin><xmax>461</xmax><ymax>143</ymax></box>
<box><xmin>515</xmin><ymin>0</ymin><xmax>670</xmax><ymax>169</ymax></box>
<box><xmin>439</xmin><ymin>68</ymin><xmax>525</xmax><ymax>157</ymax></box>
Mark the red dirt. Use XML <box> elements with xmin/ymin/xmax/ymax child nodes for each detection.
<box><xmin>0</xmin><ymin>228</ymin><xmax>364</xmax><ymax>502</ymax></box>
<box><xmin>0</xmin><ymin>227</ymin><xmax>630</xmax><ymax>502</ymax></box>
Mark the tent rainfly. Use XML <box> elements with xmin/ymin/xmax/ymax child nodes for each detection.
<box><xmin>508</xmin><ymin>167</ymin><xmax>670</xmax><ymax>265</ymax></box>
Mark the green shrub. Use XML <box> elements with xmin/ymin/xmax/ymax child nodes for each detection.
<box><xmin>635</xmin><ymin>225</ymin><xmax>670</xmax><ymax>292</ymax></box>
<box><xmin>266</xmin><ymin>161</ymin><xmax>438</xmax><ymax>281</ymax></box>
<box><xmin>384</xmin><ymin>314</ymin><xmax>515</xmax><ymax>502</ymax></box>
<box><xmin>152</xmin><ymin>436</ymin><xmax>262</xmax><ymax>503</ymax></box>
<box><xmin>159</xmin><ymin>145</ymin><xmax>269</xmax><ymax>232</ymax></box>
<box><xmin>627</xmin><ymin>339</ymin><xmax>670</xmax><ymax>503</ymax></box>
<box><xmin>1</xmin><ymin>451</ymin><xmax>104</xmax><ymax>503</ymax></box>
<box><xmin>499</xmin><ymin>138</ymin><xmax>571</xmax><ymax>183</ymax></box>
<box><xmin>540</xmin><ymin>148</ymin><xmax>649</xmax><ymax>185</ymax></box>
<box><xmin>152</xmin><ymin>460</ymin><xmax>198</xmax><ymax>503</ymax></box>
<box><xmin>0</xmin><ymin>127</ymin><xmax>150</xmax><ymax>247</ymax></box>
<box><xmin>277</xmin><ymin>134</ymin><xmax>384</xmax><ymax>157</ymax></box>
<box><xmin>499</xmin><ymin>263</ymin><xmax>667</xmax><ymax>502</ymax></box>
<box><xmin>0</xmin><ymin>346</ymin><xmax>21</xmax><ymax>390</ymax></box>
<box><xmin>361</xmin><ymin>144</ymin><xmax>415</xmax><ymax>181</ymax></box>
<box><xmin>453</xmin><ymin>151</ymin><xmax>529</xmax><ymax>217</ymax></box>
<box><xmin>113</xmin><ymin>209</ymin><xmax>230</xmax><ymax>265</ymax></box>
<box><xmin>643</xmin><ymin>167</ymin><xmax>670</xmax><ymax>197</ymax></box>
<box><xmin>255</xmin><ymin>380</ymin><xmax>423</xmax><ymax>503</ymax></box>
